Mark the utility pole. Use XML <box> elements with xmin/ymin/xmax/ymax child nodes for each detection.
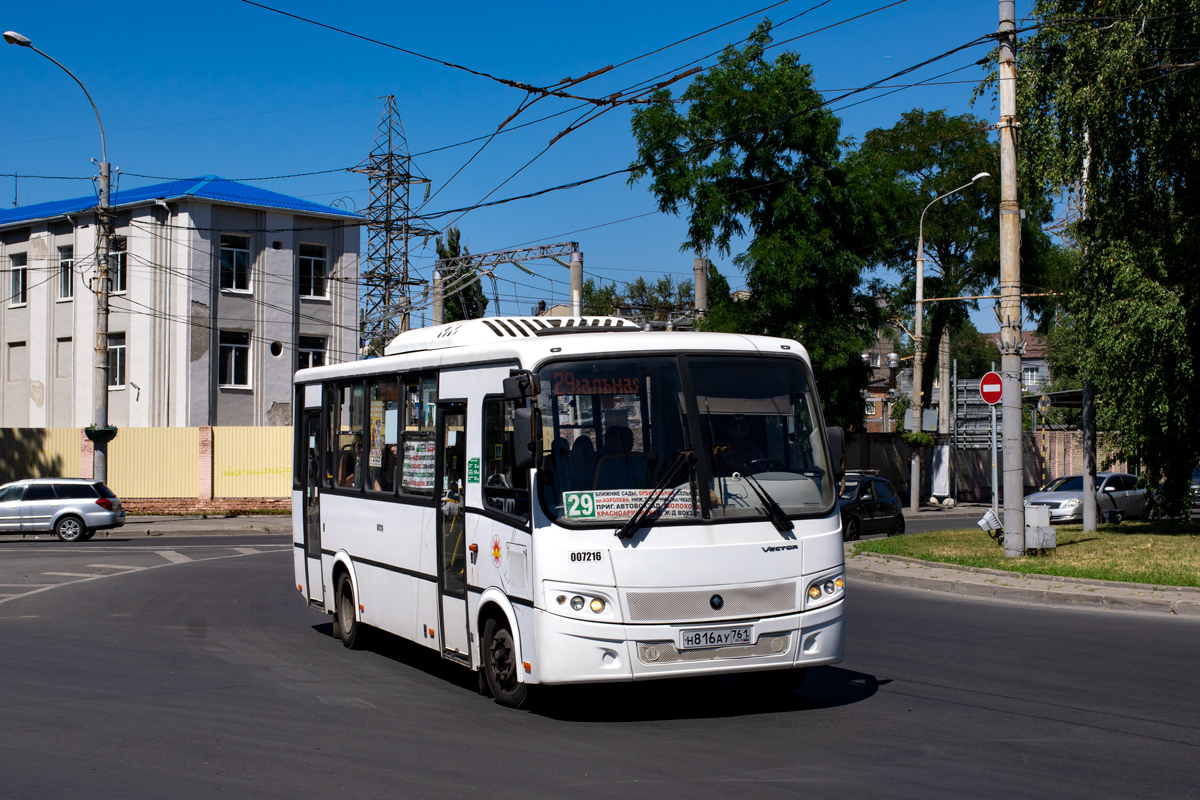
<box><xmin>997</xmin><ymin>0</ymin><xmax>1026</xmax><ymax>556</ymax></box>
<box><xmin>570</xmin><ymin>251</ymin><xmax>583</xmax><ymax>316</ymax></box>
<box><xmin>4</xmin><ymin>31</ymin><xmax>116</xmax><ymax>480</ymax></box>
<box><xmin>693</xmin><ymin>257</ymin><xmax>708</xmax><ymax>317</ymax></box>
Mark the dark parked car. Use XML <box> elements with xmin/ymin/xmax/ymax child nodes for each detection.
<box><xmin>0</xmin><ymin>479</ymin><xmax>125</xmax><ymax>541</ymax></box>
<box><xmin>839</xmin><ymin>473</ymin><xmax>904</xmax><ymax>541</ymax></box>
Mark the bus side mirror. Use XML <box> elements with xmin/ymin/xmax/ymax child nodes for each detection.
<box><xmin>503</xmin><ymin>370</ymin><xmax>541</xmax><ymax>401</ymax></box>
<box><xmin>826</xmin><ymin>426</ymin><xmax>845</xmax><ymax>483</ymax></box>
<box><xmin>513</xmin><ymin>405</ymin><xmax>543</xmax><ymax>472</ymax></box>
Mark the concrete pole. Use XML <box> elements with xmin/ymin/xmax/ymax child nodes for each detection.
<box><xmin>93</xmin><ymin>161</ymin><xmax>112</xmax><ymax>482</ymax></box>
<box><xmin>910</xmin><ymin>242</ymin><xmax>925</xmax><ymax>513</ymax></box>
<box><xmin>570</xmin><ymin>251</ymin><xmax>583</xmax><ymax>316</ymax></box>
<box><xmin>998</xmin><ymin>0</ymin><xmax>1025</xmax><ymax>556</ymax></box>
<box><xmin>1082</xmin><ymin>380</ymin><xmax>1097</xmax><ymax>531</ymax></box>
<box><xmin>431</xmin><ymin>267</ymin><xmax>444</xmax><ymax>326</ymax></box>
<box><xmin>693</xmin><ymin>257</ymin><xmax>708</xmax><ymax>317</ymax></box>
<box><xmin>938</xmin><ymin>327</ymin><xmax>951</xmax><ymax>434</ymax></box>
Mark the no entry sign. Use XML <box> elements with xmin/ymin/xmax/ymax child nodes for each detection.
<box><xmin>980</xmin><ymin>371</ymin><xmax>1003</xmax><ymax>405</ymax></box>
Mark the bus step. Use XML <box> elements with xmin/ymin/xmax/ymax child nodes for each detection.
<box><xmin>307</xmin><ymin>598</ymin><xmax>327</xmax><ymax>611</ymax></box>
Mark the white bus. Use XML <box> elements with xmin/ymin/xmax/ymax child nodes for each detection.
<box><xmin>292</xmin><ymin>316</ymin><xmax>847</xmax><ymax>707</ymax></box>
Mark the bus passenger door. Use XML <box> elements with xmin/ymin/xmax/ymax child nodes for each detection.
<box><xmin>303</xmin><ymin>410</ymin><xmax>323</xmax><ymax>603</ymax></box>
<box><xmin>436</xmin><ymin>403</ymin><xmax>471</xmax><ymax>662</ymax></box>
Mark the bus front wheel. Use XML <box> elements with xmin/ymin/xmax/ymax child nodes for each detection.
<box><xmin>336</xmin><ymin>572</ymin><xmax>364</xmax><ymax>650</ymax></box>
<box><xmin>482</xmin><ymin>617</ymin><xmax>529</xmax><ymax>708</ymax></box>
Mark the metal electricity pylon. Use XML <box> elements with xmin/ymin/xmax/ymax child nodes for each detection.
<box><xmin>353</xmin><ymin>96</ymin><xmax>436</xmax><ymax>354</ymax></box>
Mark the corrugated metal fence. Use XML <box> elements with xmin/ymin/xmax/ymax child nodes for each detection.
<box><xmin>0</xmin><ymin>427</ymin><xmax>292</xmax><ymax>500</ymax></box>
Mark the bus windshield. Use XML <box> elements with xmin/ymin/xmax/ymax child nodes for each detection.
<box><xmin>536</xmin><ymin>355</ymin><xmax>835</xmax><ymax>525</ymax></box>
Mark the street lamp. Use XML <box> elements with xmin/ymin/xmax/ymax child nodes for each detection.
<box><xmin>5</xmin><ymin>31</ymin><xmax>116</xmax><ymax>480</ymax></box>
<box><xmin>909</xmin><ymin>171</ymin><xmax>990</xmax><ymax>513</ymax></box>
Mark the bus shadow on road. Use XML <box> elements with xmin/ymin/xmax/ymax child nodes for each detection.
<box><xmin>312</xmin><ymin>622</ymin><xmax>884</xmax><ymax>721</ymax></box>
<box><xmin>531</xmin><ymin>667</ymin><xmax>885</xmax><ymax>722</ymax></box>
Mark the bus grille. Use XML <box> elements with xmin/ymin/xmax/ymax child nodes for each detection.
<box><xmin>637</xmin><ymin>633</ymin><xmax>791</xmax><ymax>664</ymax></box>
<box><xmin>625</xmin><ymin>582</ymin><xmax>796</xmax><ymax>623</ymax></box>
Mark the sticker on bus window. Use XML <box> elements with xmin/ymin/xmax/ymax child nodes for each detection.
<box><xmin>564</xmin><ymin>489</ymin><xmax>695</xmax><ymax>520</ymax></box>
<box><xmin>467</xmin><ymin>458</ymin><xmax>480</xmax><ymax>483</ymax></box>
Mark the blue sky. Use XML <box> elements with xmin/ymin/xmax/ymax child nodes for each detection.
<box><xmin>2</xmin><ymin>0</ymin><xmax>1029</xmax><ymax>330</ymax></box>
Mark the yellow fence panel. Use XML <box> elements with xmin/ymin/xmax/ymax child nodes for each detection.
<box><xmin>0</xmin><ymin>428</ymin><xmax>80</xmax><ymax>484</ymax></box>
<box><xmin>213</xmin><ymin>427</ymin><xmax>292</xmax><ymax>498</ymax></box>
<box><xmin>108</xmin><ymin>428</ymin><xmax>199</xmax><ymax>498</ymax></box>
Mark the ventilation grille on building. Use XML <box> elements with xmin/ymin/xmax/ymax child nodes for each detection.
<box><xmin>637</xmin><ymin>633</ymin><xmax>791</xmax><ymax>664</ymax></box>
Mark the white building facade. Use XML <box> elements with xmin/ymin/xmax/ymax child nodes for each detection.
<box><xmin>0</xmin><ymin>176</ymin><xmax>361</xmax><ymax>427</ymax></box>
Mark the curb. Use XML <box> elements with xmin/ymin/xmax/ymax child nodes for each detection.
<box><xmin>846</xmin><ymin>550</ymin><xmax>1200</xmax><ymax>616</ymax></box>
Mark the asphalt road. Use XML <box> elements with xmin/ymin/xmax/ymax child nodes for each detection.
<box><xmin>1</xmin><ymin>536</ymin><xmax>1197</xmax><ymax>799</ymax></box>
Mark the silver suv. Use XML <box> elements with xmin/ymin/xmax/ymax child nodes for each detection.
<box><xmin>0</xmin><ymin>479</ymin><xmax>126</xmax><ymax>541</ymax></box>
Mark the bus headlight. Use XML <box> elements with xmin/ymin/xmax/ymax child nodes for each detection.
<box><xmin>590</xmin><ymin>598</ymin><xmax>605</xmax><ymax>613</ymax></box>
<box><xmin>806</xmin><ymin>572</ymin><xmax>845</xmax><ymax>608</ymax></box>
<box><xmin>808</xmin><ymin>585</ymin><xmax>822</xmax><ymax>600</ymax></box>
<box><xmin>570</xmin><ymin>595</ymin><xmax>585</xmax><ymax>611</ymax></box>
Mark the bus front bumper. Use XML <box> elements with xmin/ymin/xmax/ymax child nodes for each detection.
<box><xmin>530</xmin><ymin>600</ymin><xmax>843</xmax><ymax>685</ymax></box>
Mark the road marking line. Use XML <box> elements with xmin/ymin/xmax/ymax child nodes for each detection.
<box><xmin>154</xmin><ymin>551</ymin><xmax>192</xmax><ymax>564</ymax></box>
<box><xmin>86</xmin><ymin>564</ymin><xmax>145</xmax><ymax>570</ymax></box>
<box><xmin>233</xmin><ymin>547</ymin><xmax>260</xmax><ymax>555</ymax></box>
<box><xmin>41</xmin><ymin>572</ymin><xmax>97</xmax><ymax>578</ymax></box>
<box><xmin>0</xmin><ymin>583</ymin><xmax>54</xmax><ymax>587</ymax></box>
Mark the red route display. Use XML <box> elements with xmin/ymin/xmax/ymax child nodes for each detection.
<box><xmin>980</xmin><ymin>371</ymin><xmax>1003</xmax><ymax>405</ymax></box>
<box><xmin>552</xmin><ymin>371</ymin><xmax>640</xmax><ymax>396</ymax></box>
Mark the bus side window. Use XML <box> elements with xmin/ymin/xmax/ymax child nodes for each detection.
<box><xmin>398</xmin><ymin>374</ymin><xmax>437</xmax><ymax>497</ymax></box>
<box><xmin>334</xmin><ymin>381</ymin><xmax>365</xmax><ymax>490</ymax></box>
<box><xmin>482</xmin><ymin>396</ymin><xmax>530</xmax><ymax>522</ymax></box>
<box><xmin>322</xmin><ymin>383</ymin><xmax>338</xmax><ymax>488</ymax></box>
<box><xmin>366</xmin><ymin>376</ymin><xmax>400</xmax><ymax>494</ymax></box>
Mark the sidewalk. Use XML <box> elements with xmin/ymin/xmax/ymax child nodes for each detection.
<box><xmin>112</xmin><ymin>515</ymin><xmax>293</xmax><ymax>536</ymax></box>
<box><xmin>846</xmin><ymin>545</ymin><xmax>1200</xmax><ymax>616</ymax></box>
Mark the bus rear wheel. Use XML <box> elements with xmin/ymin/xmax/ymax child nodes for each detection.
<box><xmin>482</xmin><ymin>617</ymin><xmax>529</xmax><ymax>709</ymax></box>
<box><xmin>335</xmin><ymin>572</ymin><xmax>364</xmax><ymax>650</ymax></box>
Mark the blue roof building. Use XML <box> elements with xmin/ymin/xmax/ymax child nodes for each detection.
<box><xmin>0</xmin><ymin>177</ymin><xmax>362</xmax><ymax>428</ymax></box>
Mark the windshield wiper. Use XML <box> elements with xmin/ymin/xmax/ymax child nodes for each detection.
<box><xmin>614</xmin><ymin>449</ymin><xmax>695</xmax><ymax>540</ymax></box>
<box><xmin>711</xmin><ymin>445</ymin><xmax>794</xmax><ymax>534</ymax></box>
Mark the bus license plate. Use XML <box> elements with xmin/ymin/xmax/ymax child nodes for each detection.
<box><xmin>680</xmin><ymin>626</ymin><xmax>753</xmax><ymax>650</ymax></box>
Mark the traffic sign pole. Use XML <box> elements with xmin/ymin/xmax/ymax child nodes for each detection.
<box><xmin>982</xmin><ymin>368</ymin><xmax>1002</xmax><ymax>515</ymax></box>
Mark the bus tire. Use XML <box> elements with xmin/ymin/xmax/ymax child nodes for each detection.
<box><xmin>335</xmin><ymin>572</ymin><xmax>364</xmax><ymax>650</ymax></box>
<box><xmin>482</xmin><ymin>616</ymin><xmax>529</xmax><ymax>708</ymax></box>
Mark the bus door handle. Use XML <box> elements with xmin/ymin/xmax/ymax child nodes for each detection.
<box><xmin>468</xmin><ymin>543</ymin><xmax>478</xmax><ymax>564</ymax></box>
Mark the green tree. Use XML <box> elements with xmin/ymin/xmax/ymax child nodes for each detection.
<box><xmin>435</xmin><ymin>227</ymin><xmax>488</xmax><ymax>323</ymax></box>
<box><xmin>580</xmin><ymin>275</ymin><xmax>694</xmax><ymax>320</ymax></box>
<box><xmin>629</xmin><ymin>21</ymin><xmax>880</xmax><ymax>430</ymax></box>
<box><xmin>1016</xmin><ymin>0</ymin><xmax>1200</xmax><ymax>518</ymax></box>
<box><xmin>851</xmin><ymin>109</ymin><xmax>1066</xmax><ymax>412</ymax></box>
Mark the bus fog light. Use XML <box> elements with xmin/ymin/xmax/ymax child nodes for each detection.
<box><xmin>556</xmin><ymin>595</ymin><xmax>566</xmax><ymax>605</ymax></box>
<box><xmin>823</xmin><ymin>580</ymin><xmax>835</xmax><ymax>594</ymax></box>
<box><xmin>807</xmin><ymin>585</ymin><xmax>822</xmax><ymax>600</ymax></box>
<box><xmin>570</xmin><ymin>595</ymin><xmax>585</xmax><ymax>611</ymax></box>
<box><xmin>589</xmin><ymin>598</ymin><xmax>605</xmax><ymax>613</ymax></box>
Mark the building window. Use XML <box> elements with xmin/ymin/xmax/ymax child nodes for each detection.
<box><xmin>9</xmin><ymin>253</ymin><xmax>27</xmax><ymax>306</ymax></box>
<box><xmin>107</xmin><ymin>333</ymin><xmax>126</xmax><ymax>388</ymax></box>
<box><xmin>219</xmin><ymin>234</ymin><xmax>251</xmax><ymax>291</ymax></box>
<box><xmin>7</xmin><ymin>342</ymin><xmax>28</xmax><ymax>382</ymax></box>
<box><xmin>218</xmin><ymin>331</ymin><xmax>251</xmax><ymax>387</ymax></box>
<box><xmin>298</xmin><ymin>243</ymin><xmax>327</xmax><ymax>298</ymax></box>
<box><xmin>111</xmin><ymin>236</ymin><xmax>127</xmax><ymax>294</ymax></box>
<box><xmin>868</xmin><ymin>352</ymin><xmax>880</xmax><ymax>368</ymax></box>
<box><xmin>297</xmin><ymin>336</ymin><xmax>326</xmax><ymax>370</ymax></box>
<box><xmin>56</xmin><ymin>338</ymin><xmax>72</xmax><ymax>379</ymax></box>
<box><xmin>1022</xmin><ymin>367</ymin><xmax>1041</xmax><ymax>388</ymax></box>
<box><xmin>865</xmin><ymin>399</ymin><xmax>878</xmax><ymax>417</ymax></box>
<box><xmin>58</xmin><ymin>246</ymin><xmax>74</xmax><ymax>300</ymax></box>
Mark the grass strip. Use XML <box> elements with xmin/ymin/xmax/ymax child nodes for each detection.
<box><xmin>853</xmin><ymin>521</ymin><xmax>1200</xmax><ymax>588</ymax></box>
